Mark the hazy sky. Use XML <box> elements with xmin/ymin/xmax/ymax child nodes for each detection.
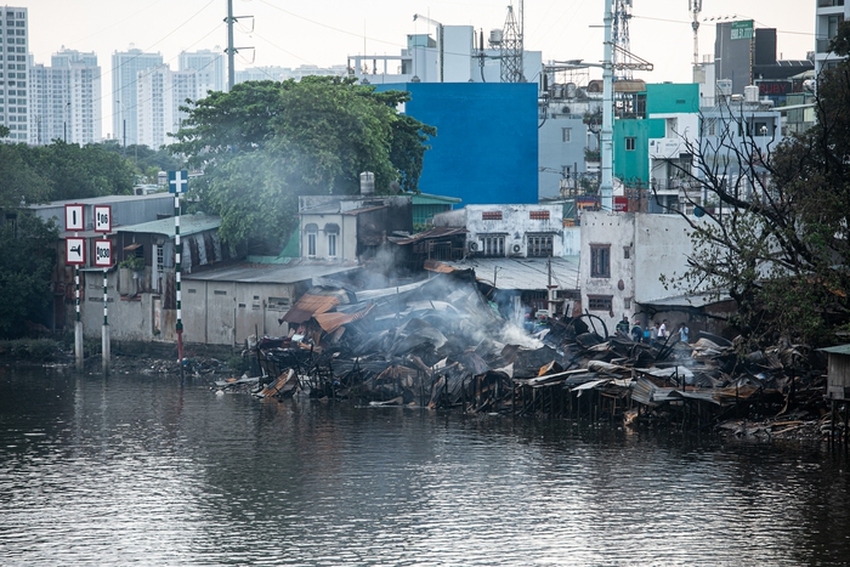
<box><xmin>21</xmin><ymin>0</ymin><xmax>816</xmax><ymax>138</ymax></box>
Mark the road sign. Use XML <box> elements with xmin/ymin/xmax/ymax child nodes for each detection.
<box><xmin>731</xmin><ymin>20</ymin><xmax>753</xmax><ymax>41</ymax></box>
<box><xmin>168</xmin><ymin>170</ymin><xmax>189</xmax><ymax>194</ymax></box>
<box><xmin>94</xmin><ymin>240</ymin><xmax>112</xmax><ymax>268</ymax></box>
<box><xmin>94</xmin><ymin>205</ymin><xmax>112</xmax><ymax>233</ymax></box>
<box><xmin>66</xmin><ymin>237</ymin><xmax>85</xmax><ymax>265</ymax></box>
<box><xmin>65</xmin><ymin>204</ymin><xmax>84</xmax><ymax>231</ymax></box>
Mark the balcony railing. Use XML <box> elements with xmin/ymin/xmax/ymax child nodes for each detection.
<box><xmin>818</xmin><ymin>0</ymin><xmax>844</xmax><ymax>7</ymax></box>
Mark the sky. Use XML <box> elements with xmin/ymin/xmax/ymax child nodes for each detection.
<box><xmin>21</xmin><ymin>0</ymin><xmax>817</xmax><ymax>139</ymax></box>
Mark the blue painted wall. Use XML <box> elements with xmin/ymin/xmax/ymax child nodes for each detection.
<box><xmin>378</xmin><ymin>82</ymin><xmax>539</xmax><ymax>205</ymax></box>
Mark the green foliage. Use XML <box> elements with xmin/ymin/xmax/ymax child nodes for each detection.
<box><xmin>118</xmin><ymin>256</ymin><xmax>145</xmax><ymax>271</ymax></box>
<box><xmin>0</xmin><ymin>141</ymin><xmax>137</xmax><ymax>206</ymax></box>
<box><xmin>0</xmin><ymin>213</ymin><xmax>57</xmax><ymax>339</ymax></box>
<box><xmin>170</xmin><ymin>76</ymin><xmax>434</xmax><ymax>251</ymax></box>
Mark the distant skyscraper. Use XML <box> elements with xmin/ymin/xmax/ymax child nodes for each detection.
<box><xmin>112</xmin><ymin>48</ymin><xmax>163</xmax><ymax>146</ymax></box>
<box><xmin>137</xmin><ymin>65</ymin><xmax>200</xmax><ymax>148</ymax></box>
<box><xmin>179</xmin><ymin>48</ymin><xmax>225</xmax><ymax>95</ymax></box>
<box><xmin>29</xmin><ymin>48</ymin><xmax>101</xmax><ymax>145</ymax></box>
<box><xmin>0</xmin><ymin>6</ymin><xmax>29</xmax><ymax>142</ymax></box>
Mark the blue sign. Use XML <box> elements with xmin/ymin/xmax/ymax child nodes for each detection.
<box><xmin>168</xmin><ymin>170</ymin><xmax>189</xmax><ymax>194</ymax></box>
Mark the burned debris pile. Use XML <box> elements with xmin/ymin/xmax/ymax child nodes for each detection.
<box><xmin>238</xmin><ymin>270</ymin><xmax>827</xmax><ymax>436</ymax></box>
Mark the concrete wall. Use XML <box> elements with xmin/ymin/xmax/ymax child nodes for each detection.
<box><xmin>633</xmin><ymin>214</ymin><xmax>696</xmax><ymax>303</ymax></box>
<box><xmin>180</xmin><ymin>279</ymin><xmax>299</xmax><ymax>346</ymax></box>
<box><xmin>460</xmin><ymin>204</ymin><xmax>564</xmax><ymax>258</ymax></box>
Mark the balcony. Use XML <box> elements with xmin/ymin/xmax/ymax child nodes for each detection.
<box><xmin>818</xmin><ymin>0</ymin><xmax>844</xmax><ymax>7</ymax></box>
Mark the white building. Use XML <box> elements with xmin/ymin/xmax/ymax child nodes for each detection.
<box><xmin>179</xmin><ymin>48</ymin><xmax>225</xmax><ymax>95</ymax></box>
<box><xmin>0</xmin><ymin>6</ymin><xmax>28</xmax><ymax>142</ymax></box>
<box><xmin>29</xmin><ymin>49</ymin><xmax>101</xmax><ymax>145</ymax></box>
<box><xmin>137</xmin><ymin>65</ymin><xmax>200</xmax><ymax>149</ymax></box>
<box><xmin>433</xmin><ymin>204</ymin><xmax>573</xmax><ymax>258</ymax></box>
<box><xmin>815</xmin><ymin>0</ymin><xmax>849</xmax><ymax>77</ymax></box>
<box><xmin>580</xmin><ymin>211</ymin><xmax>709</xmax><ymax>331</ymax></box>
<box><xmin>112</xmin><ymin>48</ymin><xmax>163</xmax><ymax>145</ymax></box>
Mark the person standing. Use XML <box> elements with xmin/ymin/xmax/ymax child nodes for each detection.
<box><xmin>659</xmin><ymin>319</ymin><xmax>669</xmax><ymax>340</ymax></box>
<box><xmin>616</xmin><ymin>315</ymin><xmax>630</xmax><ymax>336</ymax></box>
<box><xmin>630</xmin><ymin>318</ymin><xmax>643</xmax><ymax>343</ymax></box>
<box><xmin>678</xmin><ymin>322</ymin><xmax>690</xmax><ymax>343</ymax></box>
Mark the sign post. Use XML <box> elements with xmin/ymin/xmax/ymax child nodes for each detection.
<box><xmin>168</xmin><ymin>170</ymin><xmax>188</xmax><ymax>373</ymax></box>
<box><xmin>94</xmin><ymin>205</ymin><xmax>112</xmax><ymax>374</ymax></box>
<box><xmin>64</xmin><ymin>204</ymin><xmax>85</xmax><ymax>370</ymax></box>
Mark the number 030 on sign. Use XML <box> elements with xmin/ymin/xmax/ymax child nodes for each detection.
<box><xmin>94</xmin><ymin>240</ymin><xmax>112</xmax><ymax>268</ymax></box>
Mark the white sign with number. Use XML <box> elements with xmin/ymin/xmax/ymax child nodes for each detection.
<box><xmin>94</xmin><ymin>239</ymin><xmax>112</xmax><ymax>268</ymax></box>
<box><xmin>94</xmin><ymin>205</ymin><xmax>112</xmax><ymax>233</ymax></box>
<box><xmin>66</xmin><ymin>237</ymin><xmax>85</xmax><ymax>265</ymax></box>
<box><xmin>65</xmin><ymin>204</ymin><xmax>84</xmax><ymax>231</ymax></box>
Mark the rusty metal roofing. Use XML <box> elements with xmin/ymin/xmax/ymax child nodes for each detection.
<box><xmin>314</xmin><ymin>304</ymin><xmax>375</xmax><ymax>334</ymax></box>
<box><xmin>281</xmin><ymin>294</ymin><xmax>341</xmax><ymax>324</ymax></box>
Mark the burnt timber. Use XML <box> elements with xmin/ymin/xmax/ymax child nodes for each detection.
<box><xmin>245</xmin><ymin>270</ymin><xmax>826</xmax><ymax>435</ymax></box>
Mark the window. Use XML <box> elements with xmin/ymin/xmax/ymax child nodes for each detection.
<box><xmin>587</xmin><ymin>295</ymin><xmax>613</xmax><ymax>311</ymax></box>
<box><xmin>590</xmin><ymin>244</ymin><xmax>610</xmax><ymax>278</ymax></box>
<box><xmin>482</xmin><ymin>210</ymin><xmax>503</xmax><ymax>221</ymax></box>
<box><xmin>527</xmin><ymin>235</ymin><xmax>553</xmax><ymax>257</ymax></box>
<box><xmin>623</xmin><ymin>246</ymin><xmax>630</xmax><ymax>259</ymax></box>
<box><xmin>305</xmin><ymin>223</ymin><xmax>318</xmax><ymax>257</ymax></box>
<box><xmin>529</xmin><ymin>210</ymin><xmax>550</xmax><ymax>220</ymax></box>
<box><xmin>625</xmin><ymin>137</ymin><xmax>636</xmax><ymax>151</ymax></box>
<box><xmin>328</xmin><ymin>233</ymin><xmax>337</xmax><ymax>257</ymax></box>
<box><xmin>482</xmin><ymin>234</ymin><xmax>505</xmax><ymax>257</ymax></box>
<box><xmin>562</xmin><ymin>127</ymin><xmax>572</xmax><ymax>142</ymax></box>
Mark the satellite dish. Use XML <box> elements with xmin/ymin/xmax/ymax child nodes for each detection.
<box><xmin>694</xmin><ymin>206</ymin><xmax>705</xmax><ymax>218</ymax></box>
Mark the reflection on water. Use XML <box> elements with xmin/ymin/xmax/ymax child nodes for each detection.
<box><xmin>1</xmin><ymin>366</ymin><xmax>850</xmax><ymax>566</ymax></box>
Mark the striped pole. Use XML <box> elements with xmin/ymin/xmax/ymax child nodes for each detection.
<box><xmin>175</xmin><ymin>192</ymin><xmax>183</xmax><ymax>370</ymax></box>
<box><xmin>102</xmin><ymin>267</ymin><xmax>110</xmax><ymax>374</ymax></box>
<box><xmin>74</xmin><ymin>263</ymin><xmax>83</xmax><ymax>371</ymax></box>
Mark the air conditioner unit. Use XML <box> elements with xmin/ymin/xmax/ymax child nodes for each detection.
<box><xmin>468</xmin><ymin>241</ymin><xmax>479</xmax><ymax>252</ymax></box>
<box><xmin>510</xmin><ymin>243</ymin><xmax>523</xmax><ymax>256</ymax></box>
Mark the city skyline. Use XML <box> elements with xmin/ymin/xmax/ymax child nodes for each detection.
<box><xmin>19</xmin><ymin>0</ymin><xmax>816</xmax><ymax>139</ymax></box>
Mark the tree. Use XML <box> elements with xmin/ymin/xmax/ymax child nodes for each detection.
<box><xmin>662</xmin><ymin>23</ymin><xmax>850</xmax><ymax>346</ymax></box>
<box><xmin>170</xmin><ymin>76</ymin><xmax>435</xmax><ymax>252</ymax></box>
<box><xmin>0</xmin><ymin>212</ymin><xmax>57</xmax><ymax>338</ymax></box>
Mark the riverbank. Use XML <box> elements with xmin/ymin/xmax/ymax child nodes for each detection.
<box><xmin>1</xmin><ymin>337</ymin><xmax>834</xmax><ymax>444</ymax></box>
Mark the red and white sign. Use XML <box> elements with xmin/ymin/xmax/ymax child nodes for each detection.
<box><xmin>94</xmin><ymin>239</ymin><xmax>112</xmax><ymax>268</ymax></box>
<box><xmin>66</xmin><ymin>237</ymin><xmax>86</xmax><ymax>265</ymax></box>
<box><xmin>65</xmin><ymin>204</ymin><xmax>84</xmax><ymax>232</ymax></box>
<box><xmin>613</xmin><ymin>196</ymin><xmax>629</xmax><ymax>212</ymax></box>
<box><xmin>94</xmin><ymin>205</ymin><xmax>112</xmax><ymax>233</ymax></box>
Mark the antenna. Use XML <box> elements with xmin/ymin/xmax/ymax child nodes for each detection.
<box><xmin>500</xmin><ymin>1</ymin><xmax>525</xmax><ymax>82</ymax></box>
<box><xmin>690</xmin><ymin>0</ymin><xmax>703</xmax><ymax>68</ymax></box>
<box><xmin>612</xmin><ymin>0</ymin><xmax>633</xmax><ymax>80</ymax></box>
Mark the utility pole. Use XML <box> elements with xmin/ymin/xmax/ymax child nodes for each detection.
<box><xmin>226</xmin><ymin>0</ymin><xmax>234</xmax><ymax>91</ymax></box>
<box><xmin>600</xmin><ymin>0</ymin><xmax>614</xmax><ymax>211</ymax></box>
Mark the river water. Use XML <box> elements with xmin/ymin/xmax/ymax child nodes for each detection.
<box><xmin>2</xmin><ymin>366</ymin><xmax>850</xmax><ymax>566</ymax></box>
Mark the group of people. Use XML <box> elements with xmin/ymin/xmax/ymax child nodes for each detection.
<box><xmin>616</xmin><ymin>315</ymin><xmax>689</xmax><ymax>346</ymax></box>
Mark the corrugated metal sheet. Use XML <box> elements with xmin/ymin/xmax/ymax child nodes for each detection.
<box><xmin>315</xmin><ymin>304</ymin><xmax>375</xmax><ymax>334</ymax></box>
<box><xmin>183</xmin><ymin>259</ymin><xmax>359</xmax><ymax>285</ymax></box>
<box><xmin>118</xmin><ymin>214</ymin><xmax>221</xmax><ymax>237</ymax></box>
<box><xmin>281</xmin><ymin>294</ymin><xmax>341</xmax><ymax>324</ymax></box>
<box><xmin>438</xmin><ymin>256</ymin><xmax>580</xmax><ymax>291</ymax></box>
